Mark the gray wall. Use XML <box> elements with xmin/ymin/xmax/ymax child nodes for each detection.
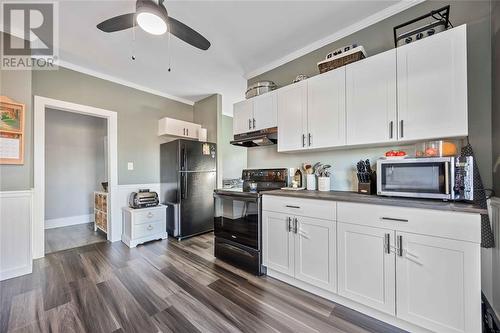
<box><xmin>221</xmin><ymin>115</ymin><xmax>247</xmax><ymax>179</ymax></box>
<box><xmin>194</xmin><ymin>94</ymin><xmax>220</xmax><ymax>143</ymax></box>
<box><xmin>32</xmin><ymin>67</ymin><xmax>194</xmax><ymax>185</ymax></box>
<box><xmin>45</xmin><ymin>109</ymin><xmax>106</xmax><ymax>220</ymax></box>
<box><xmin>248</xmin><ymin>1</ymin><xmax>493</xmax><ymax>190</ymax></box>
<box><xmin>0</xmin><ymin>34</ymin><xmax>33</xmax><ymax>191</ymax></box>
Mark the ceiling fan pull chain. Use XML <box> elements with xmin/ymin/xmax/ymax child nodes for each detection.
<box><xmin>167</xmin><ymin>28</ymin><xmax>172</xmax><ymax>72</ymax></box>
<box><xmin>131</xmin><ymin>18</ymin><xmax>136</xmax><ymax>60</ymax></box>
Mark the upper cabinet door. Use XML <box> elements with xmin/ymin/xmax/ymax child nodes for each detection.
<box><xmin>346</xmin><ymin>49</ymin><xmax>397</xmax><ymax>145</ymax></box>
<box><xmin>253</xmin><ymin>92</ymin><xmax>277</xmax><ymax>131</ymax></box>
<box><xmin>397</xmin><ymin>25</ymin><xmax>468</xmax><ymax>141</ymax></box>
<box><xmin>396</xmin><ymin>232</ymin><xmax>480</xmax><ymax>333</ymax></box>
<box><xmin>307</xmin><ymin>67</ymin><xmax>346</xmax><ymax>149</ymax></box>
<box><xmin>277</xmin><ymin>81</ymin><xmax>308</xmax><ymax>152</ymax></box>
<box><xmin>337</xmin><ymin>222</ymin><xmax>396</xmax><ymax>316</ymax></box>
<box><xmin>233</xmin><ymin>100</ymin><xmax>254</xmax><ymax>135</ymax></box>
<box><xmin>294</xmin><ymin>216</ymin><xmax>337</xmax><ymax>293</ymax></box>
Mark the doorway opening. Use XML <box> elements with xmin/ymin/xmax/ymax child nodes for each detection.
<box><xmin>43</xmin><ymin>109</ymin><xmax>108</xmax><ymax>254</ymax></box>
<box><xmin>33</xmin><ymin>96</ymin><xmax>118</xmax><ymax>258</ymax></box>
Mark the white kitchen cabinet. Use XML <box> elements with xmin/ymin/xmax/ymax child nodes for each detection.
<box><xmin>346</xmin><ymin>49</ymin><xmax>397</xmax><ymax>145</ymax></box>
<box><xmin>277</xmin><ymin>81</ymin><xmax>308</xmax><ymax>152</ymax></box>
<box><xmin>262</xmin><ymin>211</ymin><xmax>295</xmax><ymax>277</ymax></box>
<box><xmin>307</xmin><ymin>67</ymin><xmax>346</xmax><ymax>148</ymax></box>
<box><xmin>294</xmin><ymin>216</ymin><xmax>336</xmax><ymax>293</ymax></box>
<box><xmin>253</xmin><ymin>92</ymin><xmax>277</xmax><ymax>131</ymax></box>
<box><xmin>233</xmin><ymin>99</ymin><xmax>254</xmax><ymax>135</ymax></box>
<box><xmin>337</xmin><ymin>222</ymin><xmax>396</xmax><ymax>315</ymax></box>
<box><xmin>233</xmin><ymin>92</ymin><xmax>278</xmax><ymax>135</ymax></box>
<box><xmin>397</xmin><ymin>24</ymin><xmax>468</xmax><ymax>141</ymax></box>
<box><xmin>158</xmin><ymin>117</ymin><xmax>201</xmax><ymax>139</ymax></box>
<box><xmin>396</xmin><ymin>232</ymin><xmax>481</xmax><ymax>333</ymax></box>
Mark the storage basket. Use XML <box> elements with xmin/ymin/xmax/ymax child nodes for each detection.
<box><xmin>317</xmin><ymin>46</ymin><xmax>366</xmax><ymax>74</ymax></box>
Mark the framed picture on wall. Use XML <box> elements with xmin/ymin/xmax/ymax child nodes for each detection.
<box><xmin>0</xmin><ymin>96</ymin><xmax>25</xmax><ymax>165</ymax></box>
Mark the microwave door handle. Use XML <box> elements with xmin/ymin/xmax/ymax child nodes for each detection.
<box><xmin>445</xmin><ymin>161</ymin><xmax>450</xmax><ymax>195</ymax></box>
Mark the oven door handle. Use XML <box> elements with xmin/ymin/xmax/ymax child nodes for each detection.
<box><xmin>445</xmin><ymin>161</ymin><xmax>450</xmax><ymax>195</ymax></box>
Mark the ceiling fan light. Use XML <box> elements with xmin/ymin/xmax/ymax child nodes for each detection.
<box><xmin>137</xmin><ymin>12</ymin><xmax>167</xmax><ymax>35</ymax></box>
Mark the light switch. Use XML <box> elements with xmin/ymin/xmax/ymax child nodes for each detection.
<box><xmin>127</xmin><ymin>162</ymin><xmax>134</xmax><ymax>171</ymax></box>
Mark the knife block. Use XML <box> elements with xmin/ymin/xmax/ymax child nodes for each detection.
<box><xmin>358</xmin><ymin>173</ymin><xmax>376</xmax><ymax>195</ymax></box>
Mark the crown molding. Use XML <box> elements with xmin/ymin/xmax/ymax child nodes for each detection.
<box><xmin>244</xmin><ymin>0</ymin><xmax>425</xmax><ymax>80</ymax></box>
<box><xmin>56</xmin><ymin>60</ymin><xmax>195</xmax><ymax>106</ymax></box>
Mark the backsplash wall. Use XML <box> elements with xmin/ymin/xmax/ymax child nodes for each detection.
<box><xmin>247</xmin><ymin>144</ymin><xmax>414</xmax><ymax>191</ymax></box>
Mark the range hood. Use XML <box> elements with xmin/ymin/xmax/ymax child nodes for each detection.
<box><xmin>230</xmin><ymin>127</ymin><xmax>277</xmax><ymax>147</ymax></box>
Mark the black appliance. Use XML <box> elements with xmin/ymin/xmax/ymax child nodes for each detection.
<box><xmin>161</xmin><ymin>139</ymin><xmax>217</xmax><ymax>240</ymax></box>
<box><xmin>230</xmin><ymin>127</ymin><xmax>277</xmax><ymax>147</ymax></box>
<box><xmin>213</xmin><ymin>168</ymin><xmax>288</xmax><ymax>275</ymax></box>
<box><xmin>128</xmin><ymin>189</ymin><xmax>160</xmax><ymax>208</ymax></box>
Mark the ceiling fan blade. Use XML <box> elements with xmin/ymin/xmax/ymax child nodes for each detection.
<box><xmin>168</xmin><ymin>17</ymin><xmax>211</xmax><ymax>50</ymax></box>
<box><xmin>97</xmin><ymin>13</ymin><xmax>135</xmax><ymax>33</ymax></box>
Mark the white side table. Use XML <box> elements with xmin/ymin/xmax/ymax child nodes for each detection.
<box><xmin>122</xmin><ymin>205</ymin><xmax>167</xmax><ymax>248</ymax></box>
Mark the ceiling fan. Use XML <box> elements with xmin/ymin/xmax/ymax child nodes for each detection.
<box><xmin>96</xmin><ymin>0</ymin><xmax>211</xmax><ymax>51</ymax></box>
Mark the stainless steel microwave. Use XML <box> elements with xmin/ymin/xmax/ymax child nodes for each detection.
<box><xmin>376</xmin><ymin>157</ymin><xmax>474</xmax><ymax>201</ymax></box>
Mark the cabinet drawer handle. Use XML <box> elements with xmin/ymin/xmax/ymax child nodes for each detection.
<box><xmin>285</xmin><ymin>205</ymin><xmax>300</xmax><ymax>209</ymax></box>
<box><xmin>308</xmin><ymin>133</ymin><xmax>312</xmax><ymax>146</ymax></box>
<box><xmin>253</xmin><ymin>118</ymin><xmax>256</xmax><ymax>129</ymax></box>
<box><xmin>293</xmin><ymin>217</ymin><xmax>298</xmax><ymax>234</ymax></box>
<box><xmin>147</xmin><ymin>224</ymin><xmax>153</xmax><ymax>230</ymax></box>
<box><xmin>389</xmin><ymin>121</ymin><xmax>394</xmax><ymax>139</ymax></box>
<box><xmin>287</xmin><ymin>217</ymin><xmax>292</xmax><ymax>232</ymax></box>
<box><xmin>302</xmin><ymin>134</ymin><xmax>306</xmax><ymax>147</ymax></box>
<box><xmin>400</xmin><ymin>120</ymin><xmax>404</xmax><ymax>138</ymax></box>
<box><xmin>380</xmin><ymin>217</ymin><xmax>408</xmax><ymax>223</ymax></box>
<box><xmin>249</xmin><ymin>119</ymin><xmax>252</xmax><ymax>130</ymax></box>
<box><xmin>147</xmin><ymin>212</ymin><xmax>154</xmax><ymax>218</ymax></box>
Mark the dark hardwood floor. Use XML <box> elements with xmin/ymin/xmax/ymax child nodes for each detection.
<box><xmin>0</xmin><ymin>233</ymin><xmax>406</xmax><ymax>333</ymax></box>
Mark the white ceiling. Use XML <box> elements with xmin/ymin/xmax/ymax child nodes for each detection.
<box><xmin>55</xmin><ymin>0</ymin><xmax>418</xmax><ymax>115</ymax></box>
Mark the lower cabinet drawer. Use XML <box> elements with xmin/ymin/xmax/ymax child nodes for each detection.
<box><xmin>133</xmin><ymin>208</ymin><xmax>165</xmax><ymax>225</ymax></box>
<box><xmin>263</xmin><ymin>195</ymin><xmax>336</xmax><ymax>221</ymax></box>
<box><xmin>214</xmin><ymin>237</ymin><xmax>262</xmax><ymax>275</ymax></box>
<box><xmin>133</xmin><ymin>221</ymin><xmax>165</xmax><ymax>239</ymax></box>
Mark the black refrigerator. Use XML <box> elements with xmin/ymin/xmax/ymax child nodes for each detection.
<box><xmin>161</xmin><ymin>139</ymin><xmax>217</xmax><ymax>240</ymax></box>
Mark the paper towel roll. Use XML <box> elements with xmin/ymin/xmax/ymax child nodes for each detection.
<box><xmin>198</xmin><ymin>128</ymin><xmax>207</xmax><ymax>142</ymax></box>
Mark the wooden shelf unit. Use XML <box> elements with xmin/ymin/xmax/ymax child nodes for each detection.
<box><xmin>94</xmin><ymin>191</ymin><xmax>108</xmax><ymax>234</ymax></box>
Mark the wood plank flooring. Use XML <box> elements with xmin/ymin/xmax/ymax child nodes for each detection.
<box><xmin>45</xmin><ymin>223</ymin><xmax>107</xmax><ymax>254</ymax></box>
<box><xmin>1</xmin><ymin>233</ymin><xmax>406</xmax><ymax>333</ymax></box>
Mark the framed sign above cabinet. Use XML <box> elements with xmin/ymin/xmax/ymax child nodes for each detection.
<box><xmin>0</xmin><ymin>96</ymin><xmax>25</xmax><ymax>165</ymax></box>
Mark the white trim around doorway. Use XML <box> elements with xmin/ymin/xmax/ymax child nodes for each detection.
<box><xmin>33</xmin><ymin>96</ymin><xmax>119</xmax><ymax>259</ymax></box>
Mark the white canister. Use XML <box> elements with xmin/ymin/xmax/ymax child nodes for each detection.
<box><xmin>318</xmin><ymin>177</ymin><xmax>331</xmax><ymax>192</ymax></box>
<box><xmin>306</xmin><ymin>174</ymin><xmax>317</xmax><ymax>191</ymax></box>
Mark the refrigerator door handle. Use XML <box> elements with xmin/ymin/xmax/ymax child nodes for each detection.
<box><xmin>181</xmin><ymin>145</ymin><xmax>187</xmax><ymax>171</ymax></box>
<box><xmin>181</xmin><ymin>173</ymin><xmax>188</xmax><ymax>199</ymax></box>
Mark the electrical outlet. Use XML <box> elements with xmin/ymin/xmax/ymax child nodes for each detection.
<box><xmin>127</xmin><ymin>162</ymin><xmax>134</xmax><ymax>171</ymax></box>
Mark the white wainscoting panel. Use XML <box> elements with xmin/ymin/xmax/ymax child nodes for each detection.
<box><xmin>45</xmin><ymin>214</ymin><xmax>94</xmax><ymax>229</ymax></box>
<box><xmin>489</xmin><ymin>197</ymin><xmax>500</xmax><ymax>320</ymax></box>
<box><xmin>0</xmin><ymin>190</ymin><xmax>33</xmax><ymax>281</ymax></box>
<box><xmin>115</xmin><ymin>184</ymin><xmax>161</xmax><ymax>242</ymax></box>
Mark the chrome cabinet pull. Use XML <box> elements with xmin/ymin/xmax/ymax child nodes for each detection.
<box><xmin>253</xmin><ymin>118</ymin><xmax>256</xmax><ymax>129</ymax></box>
<box><xmin>147</xmin><ymin>212</ymin><xmax>154</xmax><ymax>218</ymax></box>
<box><xmin>285</xmin><ymin>205</ymin><xmax>300</xmax><ymax>209</ymax></box>
<box><xmin>397</xmin><ymin>235</ymin><xmax>403</xmax><ymax>257</ymax></box>
<box><xmin>287</xmin><ymin>217</ymin><xmax>292</xmax><ymax>232</ymax></box>
<box><xmin>302</xmin><ymin>134</ymin><xmax>306</xmax><ymax>147</ymax></box>
<box><xmin>183</xmin><ymin>128</ymin><xmax>186</xmax><ymax>135</ymax></box>
<box><xmin>147</xmin><ymin>224</ymin><xmax>153</xmax><ymax>230</ymax></box>
<box><xmin>384</xmin><ymin>233</ymin><xmax>391</xmax><ymax>254</ymax></box>
<box><xmin>308</xmin><ymin>133</ymin><xmax>312</xmax><ymax>146</ymax></box>
<box><xmin>293</xmin><ymin>218</ymin><xmax>298</xmax><ymax>234</ymax></box>
<box><xmin>389</xmin><ymin>121</ymin><xmax>394</xmax><ymax>139</ymax></box>
<box><xmin>380</xmin><ymin>217</ymin><xmax>408</xmax><ymax>223</ymax></box>
<box><xmin>400</xmin><ymin>120</ymin><xmax>404</xmax><ymax>138</ymax></box>
<box><xmin>187</xmin><ymin>128</ymin><xmax>189</xmax><ymax>136</ymax></box>
<box><xmin>249</xmin><ymin>119</ymin><xmax>252</xmax><ymax>130</ymax></box>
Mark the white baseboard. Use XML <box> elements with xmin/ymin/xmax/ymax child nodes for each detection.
<box><xmin>45</xmin><ymin>214</ymin><xmax>94</xmax><ymax>229</ymax></box>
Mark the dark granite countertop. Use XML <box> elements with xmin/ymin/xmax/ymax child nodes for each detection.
<box><xmin>263</xmin><ymin>190</ymin><xmax>487</xmax><ymax>215</ymax></box>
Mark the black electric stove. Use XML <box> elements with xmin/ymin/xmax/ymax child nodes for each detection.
<box><xmin>213</xmin><ymin>169</ymin><xmax>288</xmax><ymax>275</ymax></box>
